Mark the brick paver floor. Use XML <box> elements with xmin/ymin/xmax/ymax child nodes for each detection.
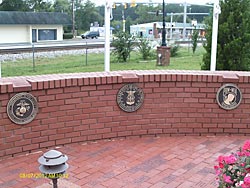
<box><xmin>0</xmin><ymin>135</ymin><xmax>248</xmax><ymax>188</ymax></box>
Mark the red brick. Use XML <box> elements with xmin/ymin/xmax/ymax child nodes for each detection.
<box><xmin>90</xmin><ymin>123</ymin><xmax>104</xmax><ymax>129</ymax></box>
<box><xmin>49</xmin><ymin>80</ymin><xmax>55</xmax><ymax>88</ymax></box>
<box><xmin>65</xmin><ymin>132</ymin><xmax>80</xmax><ymax>138</ymax></box>
<box><xmin>41</xmin><ymin>118</ymin><xmax>57</xmax><ymax>125</ymax></box>
<box><xmin>72</xmin><ymin>136</ymin><xmax>87</xmax><ymax>142</ymax></box>
<box><xmin>5</xmin><ymin>147</ymin><xmax>22</xmax><ymax>155</ymax></box>
<box><xmin>64</xmin><ymin>87</ymin><xmax>80</xmax><ymax>93</ymax></box>
<box><xmin>87</xmin><ymin>134</ymin><xmax>102</xmax><ymax>140</ymax></box>
<box><xmin>65</xmin><ymin>120</ymin><xmax>81</xmax><ymax>127</ymax></box>
<box><xmin>81</xmin><ymin>85</ymin><xmax>97</xmax><ymax>91</ymax></box>
<box><xmin>148</xmin><ymin>129</ymin><xmax>163</xmax><ymax>134</ymax></box>
<box><xmin>23</xmin><ymin>143</ymin><xmax>39</xmax><ymax>151</ymax></box>
<box><xmin>14</xmin><ymin>127</ymin><xmax>31</xmax><ymax>135</ymax></box>
<box><xmin>58</xmin><ymin>116</ymin><xmax>74</xmax><ymax>122</ymax></box>
<box><xmin>89</xmin><ymin>77</ymin><xmax>96</xmax><ymax>85</ymax></box>
<box><xmin>41</xmin><ymin>129</ymin><xmax>57</xmax><ymax>136</ymax></box>
<box><xmin>49</xmin><ymin>133</ymin><xmax>64</xmax><ymax>141</ymax></box>
<box><xmin>5</xmin><ymin>135</ymin><xmax>23</xmax><ymax>143</ymax></box>
<box><xmin>41</xmin><ymin>106</ymin><xmax>59</xmax><ymax>113</ymax></box>
<box><xmin>56</xmin><ymin>138</ymin><xmax>72</xmax><ymax>145</ymax></box>
<box><xmin>58</xmin><ymin>104</ymin><xmax>75</xmax><ymax>111</ymax></box>
<box><xmin>40</xmin><ymin>141</ymin><xmax>56</xmax><ymax>148</ymax></box>
<box><xmin>57</xmin><ymin>127</ymin><xmax>73</xmax><ymax>134</ymax></box>
<box><xmin>133</xmin><ymin>130</ymin><xmax>148</xmax><ymax>135</ymax></box>
<box><xmin>96</xmin><ymin>128</ymin><xmax>111</xmax><ymax>134</ymax></box>
<box><xmin>102</xmin><ymin>132</ymin><xmax>117</xmax><ymax>138</ymax></box>
<box><xmin>32</xmin><ymin>136</ymin><xmax>48</xmax><ymax>144</ymax></box>
<box><xmin>49</xmin><ymin>123</ymin><xmax>65</xmax><ymax>130</ymax></box>
<box><xmin>47</xmin><ymin>88</ymin><xmax>63</xmax><ymax>95</ymax></box>
<box><xmin>65</xmin><ymin>98</ymin><xmax>81</xmax><ymax>104</ymax></box>
<box><xmin>24</xmin><ymin>132</ymin><xmax>41</xmax><ymax>139</ymax></box>
<box><xmin>81</xmin><ymin>130</ymin><xmax>96</xmax><ymax>136</ymax></box>
<box><xmin>56</xmin><ymin>93</ymin><xmax>72</xmax><ymax>99</ymax></box>
<box><xmin>55</xmin><ymin>79</ymin><xmax>60</xmax><ymax>88</ymax></box>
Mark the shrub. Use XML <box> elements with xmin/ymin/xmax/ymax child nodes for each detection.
<box><xmin>111</xmin><ymin>31</ymin><xmax>135</xmax><ymax>62</ymax></box>
<box><xmin>215</xmin><ymin>140</ymin><xmax>250</xmax><ymax>188</ymax></box>
<box><xmin>63</xmin><ymin>33</ymin><xmax>73</xmax><ymax>39</ymax></box>
<box><xmin>170</xmin><ymin>45</ymin><xmax>180</xmax><ymax>57</ymax></box>
<box><xmin>191</xmin><ymin>30</ymin><xmax>199</xmax><ymax>54</ymax></box>
<box><xmin>136</xmin><ymin>37</ymin><xmax>152</xmax><ymax>60</ymax></box>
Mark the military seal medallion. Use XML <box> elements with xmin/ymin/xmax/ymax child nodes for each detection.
<box><xmin>117</xmin><ymin>84</ymin><xmax>144</xmax><ymax>112</ymax></box>
<box><xmin>7</xmin><ymin>92</ymin><xmax>38</xmax><ymax>125</ymax></box>
<box><xmin>216</xmin><ymin>84</ymin><xmax>242</xmax><ymax>110</ymax></box>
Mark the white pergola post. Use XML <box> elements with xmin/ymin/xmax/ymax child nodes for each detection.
<box><xmin>210</xmin><ymin>0</ymin><xmax>221</xmax><ymax>71</ymax></box>
<box><xmin>104</xmin><ymin>0</ymin><xmax>112</xmax><ymax>72</ymax></box>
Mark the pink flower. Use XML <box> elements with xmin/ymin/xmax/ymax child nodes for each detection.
<box><xmin>214</xmin><ymin>166</ymin><xmax>221</xmax><ymax>175</ymax></box>
<box><xmin>243</xmin><ymin>140</ymin><xmax>250</xmax><ymax>152</ymax></box>
<box><xmin>223</xmin><ymin>174</ymin><xmax>233</xmax><ymax>184</ymax></box>
<box><xmin>217</xmin><ymin>155</ymin><xmax>225</xmax><ymax>168</ymax></box>
<box><xmin>224</xmin><ymin>155</ymin><xmax>237</xmax><ymax>164</ymax></box>
<box><xmin>244</xmin><ymin>176</ymin><xmax>250</xmax><ymax>185</ymax></box>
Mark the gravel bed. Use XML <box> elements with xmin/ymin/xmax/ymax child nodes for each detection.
<box><xmin>0</xmin><ymin>48</ymin><xmax>106</xmax><ymax>63</ymax></box>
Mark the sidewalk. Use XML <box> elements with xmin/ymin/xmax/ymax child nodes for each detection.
<box><xmin>0</xmin><ymin>135</ymin><xmax>247</xmax><ymax>188</ymax></box>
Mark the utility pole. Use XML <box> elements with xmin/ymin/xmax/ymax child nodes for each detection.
<box><xmin>72</xmin><ymin>0</ymin><xmax>75</xmax><ymax>38</ymax></box>
<box><xmin>162</xmin><ymin>0</ymin><xmax>166</xmax><ymax>46</ymax></box>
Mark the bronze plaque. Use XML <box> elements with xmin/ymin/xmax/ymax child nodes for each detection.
<box><xmin>216</xmin><ymin>84</ymin><xmax>242</xmax><ymax>110</ymax></box>
<box><xmin>7</xmin><ymin>93</ymin><xmax>38</xmax><ymax>125</ymax></box>
<box><xmin>117</xmin><ymin>84</ymin><xmax>144</xmax><ymax>112</ymax></box>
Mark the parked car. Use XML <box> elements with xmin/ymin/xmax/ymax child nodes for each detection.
<box><xmin>81</xmin><ymin>31</ymin><xmax>99</xmax><ymax>39</ymax></box>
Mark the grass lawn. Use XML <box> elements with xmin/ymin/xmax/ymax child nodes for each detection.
<box><xmin>1</xmin><ymin>46</ymin><xmax>205</xmax><ymax>77</ymax></box>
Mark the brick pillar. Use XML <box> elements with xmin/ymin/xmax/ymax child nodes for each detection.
<box><xmin>153</xmin><ymin>23</ymin><xmax>158</xmax><ymax>39</ymax></box>
<box><xmin>156</xmin><ymin>46</ymin><xmax>171</xmax><ymax>66</ymax></box>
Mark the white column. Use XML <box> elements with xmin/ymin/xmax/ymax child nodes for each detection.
<box><xmin>182</xmin><ymin>2</ymin><xmax>187</xmax><ymax>40</ymax></box>
<box><xmin>210</xmin><ymin>0</ymin><xmax>221</xmax><ymax>71</ymax></box>
<box><xmin>170</xmin><ymin>13</ymin><xmax>173</xmax><ymax>39</ymax></box>
<box><xmin>105</xmin><ymin>1</ymin><xmax>112</xmax><ymax>72</ymax></box>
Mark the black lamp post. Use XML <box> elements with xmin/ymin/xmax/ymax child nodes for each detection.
<box><xmin>162</xmin><ymin>0</ymin><xmax>166</xmax><ymax>46</ymax></box>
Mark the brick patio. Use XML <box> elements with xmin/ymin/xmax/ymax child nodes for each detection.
<box><xmin>0</xmin><ymin>135</ymin><xmax>248</xmax><ymax>188</ymax></box>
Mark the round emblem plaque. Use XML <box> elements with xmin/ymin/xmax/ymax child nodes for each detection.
<box><xmin>7</xmin><ymin>92</ymin><xmax>38</xmax><ymax>125</ymax></box>
<box><xmin>117</xmin><ymin>84</ymin><xmax>144</xmax><ymax>113</ymax></box>
<box><xmin>216</xmin><ymin>84</ymin><xmax>242</xmax><ymax>110</ymax></box>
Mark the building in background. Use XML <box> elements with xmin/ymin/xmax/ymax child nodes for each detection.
<box><xmin>130</xmin><ymin>21</ymin><xmax>205</xmax><ymax>40</ymax></box>
<box><xmin>0</xmin><ymin>11</ymin><xmax>71</xmax><ymax>44</ymax></box>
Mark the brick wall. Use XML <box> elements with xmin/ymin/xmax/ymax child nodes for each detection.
<box><xmin>1</xmin><ymin>70</ymin><xmax>250</xmax><ymax>157</ymax></box>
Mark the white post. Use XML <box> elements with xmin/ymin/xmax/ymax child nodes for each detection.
<box><xmin>170</xmin><ymin>13</ymin><xmax>173</xmax><ymax>39</ymax></box>
<box><xmin>0</xmin><ymin>60</ymin><xmax>1</xmax><ymax>78</ymax></box>
<box><xmin>122</xmin><ymin>10</ymin><xmax>126</xmax><ymax>32</ymax></box>
<box><xmin>105</xmin><ymin>0</ymin><xmax>112</xmax><ymax>72</ymax></box>
<box><xmin>210</xmin><ymin>0</ymin><xmax>221</xmax><ymax>71</ymax></box>
<box><xmin>182</xmin><ymin>2</ymin><xmax>187</xmax><ymax>40</ymax></box>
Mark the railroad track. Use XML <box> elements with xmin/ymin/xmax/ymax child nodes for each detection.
<box><xmin>0</xmin><ymin>42</ymin><xmax>106</xmax><ymax>54</ymax></box>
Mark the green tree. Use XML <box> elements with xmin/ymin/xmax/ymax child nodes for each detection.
<box><xmin>75</xmin><ymin>0</ymin><xmax>102</xmax><ymax>31</ymax></box>
<box><xmin>135</xmin><ymin>4</ymin><xmax>159</xmax><ymax>24</ymax></box>
<box><xmin>191</xmin><ymin>29</ymin><xmax>199</xmax><ymax>54</ymax></box>
<box><xmin>53</xmin><ymin>0</ymin><xmax>71</xmax><ymax>14</ymax></box>
<box><xmin>112</xmin><ymin>31</ymin><xmax>135</xmax><ymax>62</ymax></box>
<box><xmin>27</xmin><ymin>0</ymin><xmax>53</xmax><ymax>12</ymax></box>
<box><xmin>202</xmin><ymin>0</ymin><xmax>250</xmax><ymax>71</ymax></box>
<box><xmin>0</xmin><ymin>0</ymin><xmax>30</xmax><ymax>11</ymax></box>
